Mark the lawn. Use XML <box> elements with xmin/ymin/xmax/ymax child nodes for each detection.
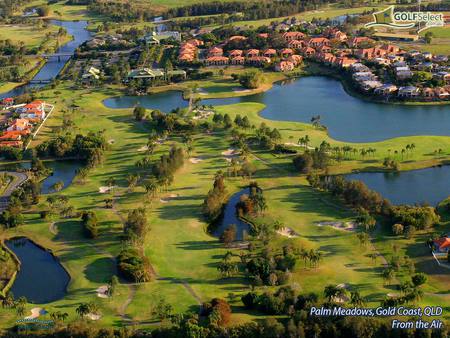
<box><xmin>0</xmin><ymin>78</ymin><xmax>449</xmax><ymax>328</ymax></box>
<box><xmin>0</xmin><ymin>82</ymin><xmax>24</xmax><ymax>94</ymax></box>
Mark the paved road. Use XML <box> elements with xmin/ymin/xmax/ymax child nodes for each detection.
<box><xmin>0</xmin><ymin>171</ymin><xmax>28</xmax><ymax>211</ymax></box>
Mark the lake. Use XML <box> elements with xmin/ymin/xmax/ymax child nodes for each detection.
<box><xmin>5</xmin><ymin>238</ymin><xmax>70</xmax><ymax>303</ymax></box>
<box><xmin>0</xmin><ymin>160</ymin><xmax>81</xmax><ymax>194</ymax></box>
<box><xmin>212</xmin><ymin>188</ymin><xmax>251</xmax><ymax>241</ymax></box>
<box><xmin>346</xmin><ymin>166</ymin><xmax>450</xmax><ymax>206</ymax></box>
<box><xmin>102</xmin><ymin>76</ymin><xmax>450</xmax><ymax>143</ymax></box>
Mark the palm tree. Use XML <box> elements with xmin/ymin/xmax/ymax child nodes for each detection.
<box><xmin>324</xmin><ymin>285</ymin><xmax>339</xmax><ymax>302</ymax></box>
<box><xmin>350</xmin><ymin>290</ymin><xmax>365</xmax><ymax>306</ymax></box>
<box><xmin>76</xmin><ymin>303</ymin><xmax>90</xmax><ymax>318</ymax></box>
<box><xmin>2</xmin><ymin>293</ymin><xmax>15</xmax><ymax>309</ymax></box>
<box><xmin>300</xmin><ymin>248</ymin><xmax>309</xmax><ymax>268</ymax></box>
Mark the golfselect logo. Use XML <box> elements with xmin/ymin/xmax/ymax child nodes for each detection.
<box><xmin>365</xmin><ymin>6</ymin><xmax>444</xmax><ymax>32</ymax></box>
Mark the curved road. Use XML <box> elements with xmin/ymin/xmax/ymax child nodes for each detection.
<box><xmin>0</xmin><ymin>171</ymin><xmax>28</xmax><ymax>211</ymax></box>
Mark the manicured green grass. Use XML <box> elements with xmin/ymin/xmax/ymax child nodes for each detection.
<box><xmin>0</xmin><ymin>82</ymin><xmax>24</xmax><ymax>94</ymax></box>
<box><xmin>0</xmin><ymin>24</ymin><xmax>67</xmax><ymax>49</ymax></box>
<box><xmin>1</xmin><ymin>77</ymin><xmax>449</xmax><ymax>328</ymax></box>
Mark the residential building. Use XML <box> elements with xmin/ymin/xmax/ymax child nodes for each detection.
<box><xmin>275</xmin><ymin>61</ymin><xmax>295</xmax><ymax>72</ymax></box>
<box><xmin>432</xmin><ymin>236</ymin><xmax>450</xmax><ymax>253</ymax></box>
<box><xmin>398</xmin><ymin>86</ymin><xmax>420</xmax><ymax>98</ymax></box>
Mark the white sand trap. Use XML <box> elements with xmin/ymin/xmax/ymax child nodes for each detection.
<box><xmin>332</xmin><ymin>295</ymin><xmax>350</xmax><ymax>303</ymax></box>
<box><xmin>86</xmin><ymin>313</ymin><xmax>101</xmax><ymax>320</ymax></box>
<box><xmin>25</xmin><ymin>308</ymin><xmax>47</xmax><ymax>319</ymax></box>
<box><xmin>99</xmin><ymin>186</ymin><xmax>118</xmax><ymax>193</ymax></box>
<box><xmin>96</xmin><ymin>285</ymin><xmax>109</xmax><ymax>298</ymax></box>
<box><xmin>108</xmin><ymin>139</ymin><xmax>115</xmax><ymax>144</ymax></box>
<box><xmin>160</xmin><ymin>193</ymin><xmax>179</xmax><ymax>203</ymax></box>
<box><xmin>138</xmin><ymin>145</ymin><xmax>148</xmax><ymax>152</ymax></box>
<box><xmin>189</xmin><ymin>157</ymin><xmax>203</xmax><ymax>164</ymax></box>
<box><xmin>277</xmin><ymin>227</ymin><xmax>299</xmax><ymax>238</ymax></box>
<box><xmin>232</xmin><ymin>87</ymin><xmax>251</xmax><ymax>93</ymax></box>
<box><xmin>387</xmin><ymin>293</ymin><xmax>399</xmax><ymax>298</ymax></box>
<box><xmin>315</xmin><ymin>221</ymin><xmax>357</xmax><ymax>232</ymax></box>
<box><xmin>284</xmin><ymin>142</ymin><xmax>302</xmax><ymax>147</ymax></box>
<box><xmin>222</xmin><ymin>148</ymin><xmax>240</xmax><ymax>162</ymax></box>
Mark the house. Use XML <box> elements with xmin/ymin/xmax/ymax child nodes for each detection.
<box><xmin>229</xmin><ymin>49</ymin><xmax>243</xmax><ymax>58</ymax></box>
<box><xmin>395</xmin><ymin>66</ymin><xmax>413</xmax><ymax>80</ymax></box>
<box><xmin>82</xmin><ymin>66</ymin><xmax>101</xmax><ymax>84</ymax></box>
<box><xmin>301</xmin><ymin>47</ymin><xmax>315</xmax><ymax>57</ymax></box>
<box><xmin>7</xmin><ymin>119</ymin><xmax>31</xmax><ymax>132</ymax></box>
<box><xmin>318</xmin><ymin>53</ymin><xmax>335</xmax><ymax>64</ymax></box>
<box><xmin>433</xmin><ymin>87</ymin><xmax>450</xmax><ymax>99</ymax></box>
<box><xmin>307</xmin><ymin>37</ymin><xmax>330</xmax><ymax>48</ymax></box>
<box><xmin>432</xmin><ymin>236</ymin><xmax>450</xmax><ymax>253</ymax></box>
<box><xmin>348</xmin><ymin>36</ymin><xmax>374</xmax><ymax>48</ymax></box>
<box><xmin>230</xmin><ymin>56</ymin><xmax>245</xmax><ymax>65</ymax></box>
<box><xmin>282</xmin><ymin>31</ymin><xmax>306</xmax><ymax>42</ymax></box>
<box><xmin>331</xmin><ymin>30</ymin><xmax>348</xmax><ymax>42</ymax></box>
<box><xmin>186</xmin><ymin>39</ymin><xmax>203</xmax><ymax>47</ymax></box>
<box><xmin>433</xmin><ymin>55</ymin><xmax>448</xmax><ymax>63</ymax></box>
<box><xmin>0</xmin><ymin>141</ymin><xmax>22</xmax><ymax>148</ymax></box>
<box><xmin>352</xmin><ymin>71</ymin><xmax>376</xmax><ymax>82</ymax></box>
<box><xmin>360</xmin><ymin>80</ymin><xmax>383</xmax><ymax>91</ymax></box>
<box><xmin>208</xmin><ymin>47</ymin><xmax>223</xmax><ymax>57</ymax></box>
<box><xmin>1</xmin><ymin>97</ymin><xmax>14</xmax><ymax>107</ymax></box>
<box><xmin>0</xmin><ymin>131</ymin><xmax>24</xmax><ymax>141</ymax></box>
<box><xmin>179</xmin><ymin>53</ymin><xmax>195</xmax><ymax>62</ymax></box>
<box><xmin>381</xmin><ymin>44</ymin><xmax>400</xmax><ymax>55</ymax></box>
<box><xmin>205</xmin><ymin>56</ymin><xmax>229</xmax><ymax>66</ymax></box>
<box><xmin>246</xmin><ymin>56</ymin><xmax>271</xmax><ymax>66</ymax></box>
<box><xmin>374</xmin><ymin>84</ymin><xmax>398</xmax><ymax>96</ymax></box>
<box><xmin>258</xmin><ymin>33</ymin><xmax>269</xmax><ymax>39</ymax></box>
<box><xmin>398</xmin><ymin>86</ymin><xmax>420</xmax><ymax>98</ymax></box>
<box><xmin>288</xmin><ymin>39</ymin><xmax>305</xmax><ymax>49</ymax></box>
<box><xmin>275</xmin><ymin>61</ymin><xmax>295</xmax><ymax>72</ymax></box>
<box><xmin>127</xmin><ymin>68</ymin><xmax>165</xmax><ymax>80</ymax></box>
<box><xmin>350</xmin><ymin>63</ymin><xmax>371</xmax><ymax>73</ymax></box>
<box><xmin>246</xmin><ymin>49</ymin><xmax>260</xmax><ymax>58</ymax></box>
<box><xmin>335</xmin><ymin>57</ymin><xmax>357</xmax><ymax>68</ymax></box>
<box><xmin>287</xmin><ymin>54</ymin><xmax>303</xmax><ymax>66</ymax></box>
<box><xmin>316</xmin><ymin>45</ymin><xmax>331</xmax><ymax>54</ymax></box>
<box><xmin>263</xmin><ymin>49</ymin><xmax>277</xmax><ymax>58</ymax></box>
<box><xmin>19</xmin><ymin>109</ymin><xmax>45</xmax><ymax>121</ymax></box>
<box><xmin>228</xmin><ymin>35</ymin><xmax>247</xmax><ymax>43</ymax></box>
<box><xmin>434</xmin><ymin>72</ymin><xmax>450</xmax><ymax>84</ymax></box>
<box><xmin>280</xmin><ymin>48</ymin><xmax>294</xmax><ymax>57</ymax></box>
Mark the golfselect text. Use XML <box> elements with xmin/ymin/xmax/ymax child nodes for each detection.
<box><xmin>310</xmin><ymin>306</ymin><xmax>443</xmax><ymax>317</ymax></box>
<box><xmin>393</xmin><ymin>11</ymin><xmax>444</xmax><ymax>23</ymax></box>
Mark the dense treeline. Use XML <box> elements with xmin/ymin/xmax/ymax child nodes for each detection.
<box><xmin>203</xmin><ymin>172</ymin><xmax>228</xmax><ymax>223</ymax></box>
<box><xmin>307</xmin><ymin>174</ymin><xmax>440</xmax><ymax>233</ymax></box>
<box><xmin>81</xmin><ymin>211</ymin><xmax>99</xmax><ymax>238</ymax></box>
<box><xmin>151</xmin><ymin>146</ymin><xmax>184</xmax><ymax>185</ymax></box>
<box><xmin>36</xmin><ymin>132</ymin><xmax>107</xmax><ymax>168</ymax></box>
<box><xmin>165</xmin><ymin>0</ymin><xmax>337</xmax><ymax>21</ymax></box>
<box><xmin>0</xmin><ymin>0</ymin><xmax>29</xmax><ymax>19</ymax></box>
<box><xmin>117</xmin><ymin>247</ymin><xmax>151</xmax><ymax>283</ymax></box>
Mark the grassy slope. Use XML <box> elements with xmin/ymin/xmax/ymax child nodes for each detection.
<box><xmin>0</xmin><ymin>78</ymin><xmax>449</xmax><ymax>327</ymax></box>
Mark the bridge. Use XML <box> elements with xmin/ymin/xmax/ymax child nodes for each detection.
<box><xmin>40</xmin><ymin>53</ymin><xmax>73</xmax><ymax>58</ymax></box>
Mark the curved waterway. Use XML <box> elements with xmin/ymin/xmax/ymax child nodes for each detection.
<box><xmin>346</xmin><ymin>166</ymin><xmax>450</xmax><ymax>206</ymax></box>
<box><xmin>103</xmin><ymin>76</ymin><xmax>450</xmax><ymax>143</ymax></box>
<box><xmin>0</xmin><ymin>160</ymin><xmax>81</xmax><ymax>194</ymax></box>
<box><xmin>5</xmin><ymin>238</ymin><xmax>70</xmax><ymax>303</ymax></box>
<box><xmin>212</xmin><ymin>188</ymin><xmax>251</xmax><ymax>241</ymax></box>
<box><xmin>0</xmin><ymin>20</ymin><xmax>91</xmax><ymax>99</ymax></box>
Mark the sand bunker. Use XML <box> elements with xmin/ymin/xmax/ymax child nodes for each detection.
<box><xmin>189</xmin><ymin>157</ymin><xmax>203</xmax><ymax>164</ymax></box>
<box><xmin>96</xmin><ymin>285</ymin><xmax>109</xmax><ymax>298</ymax></box>
<box><xmin>160</xmin><ymin>193</ymin><xmax>179</xmax><ymax>203</ymax></box>
<box><xmin>99</xmin><ymin>186</ymin><xmax>118</xmax><ymax>193</ymax></box>
<box><xmin>222</xmin><ymin>148</ymin><xmax>240</xmax><ymax>162</ymax></box>
<box><xmin>232</xmin><ymin>87</ymin><xmax>251</xmax><ymax>93</ymax></box>
<box><xmin>277</xmin><ymin>227</ymin><xmax>299</xmax><ymax>238</ymax></box>
<box><xmin>108</xmin><ymin>139</ymin><xmax>115</xmax><ymax>145</ymax></box>
<box><xmin>138</xmin><ymin>145</ymin><xmax>148</xmax><ymax>152</ymax></box>
<box><xmin>25</xmin><ymin>308</ymin><xmax>47</xmax><ymax>319</ymax></box>
<box><xmin>315</xmin><ymin>221</ymin><xmax>357</xmax><ymax>231</ymax></box>
<box><xmin>86</xmin><ymin>313</ymin><xmax>101</xmax><ymax>320</ymax></box>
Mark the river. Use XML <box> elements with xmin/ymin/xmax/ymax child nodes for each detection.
<box><xmin>0</xmin><ymin>20</ymin><xmax>91</xmax><ymax>99</ymax></box>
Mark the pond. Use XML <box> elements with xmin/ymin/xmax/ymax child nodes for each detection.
<box><xmin>212</xmin><ymin>188</ymin><xmax>251</xmax><ymax>241</ymax></box>
<box><xmin>5</xmin><ymin>238</ymin><xmax>70</xmax><ymax>304</ymax></box>
<box><xmin>0</xmin><ymin>20</ymin><xmax>92</xmax><ymax>99</ymax></box>
<box><xmin>0</xmin><ymin>160</ymin><xmax>81</xmax><ymax>194</ymax></box>
<box><xmin>345</xmin><ymin>165</ymin><xmax>450</xmax><ymax>206</ymax></box>
<box><xmin>102</xmin><ymin>76</ymin><xmax>450</xmax><ymax>143</ymax></box>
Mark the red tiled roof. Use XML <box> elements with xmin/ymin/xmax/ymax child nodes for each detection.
<box><xmin>434</xmin><ymin>237</ymin><xmax>450</xmax><ymax>250</ymax></box>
